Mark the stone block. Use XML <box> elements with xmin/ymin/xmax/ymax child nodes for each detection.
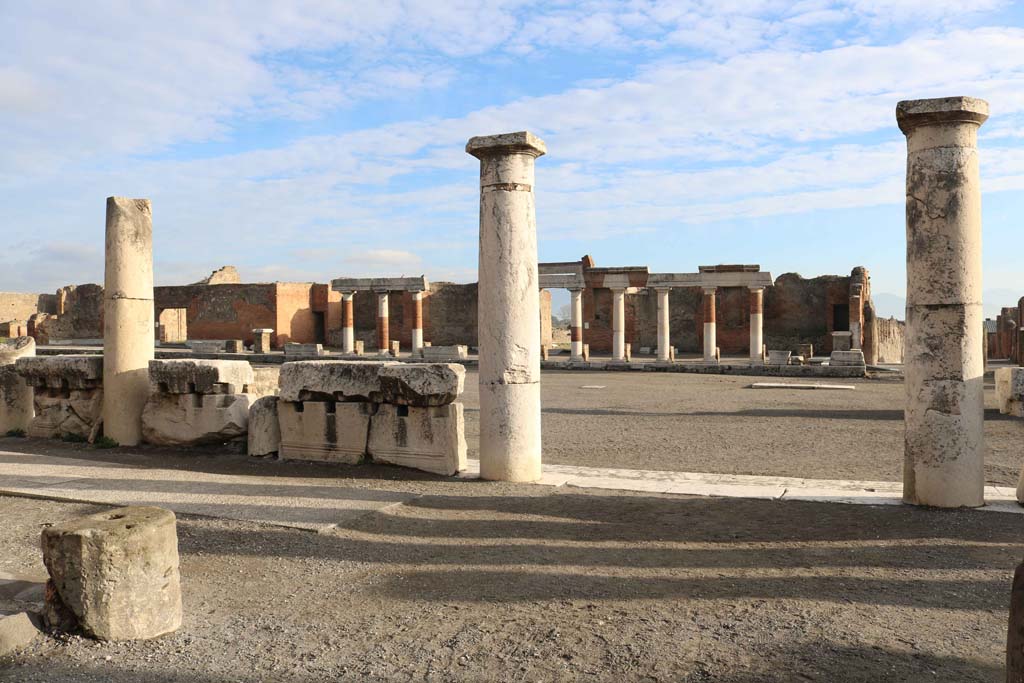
<box><xmin>279</xmin><ymin>360</ymin><xmax>395</xmax><ymax>403</ymax></box>
<box><xmin>148</xmin><ymin>359</ymin><xmax>254</xmax><ymax>395</ymax></box>
<box><xmin>377</xmin><ymin>363</ymin><xmax>465</xmax><ymax>407</ymax></box>
<box><xmin>248</xmin><ymin>396</ymin><xmax>280</xmax><ymax>456</ymax></box>
<box><xmin>0</xmin><ymin>611</ymin><xmax>42</xmax><ymax>656</ymax></box>
<box><xmin>28</xmin><ymin>388</ymin><xmax>103</xmax><ymax>439</ymax></box>
<box><xmin>832</xmin><ymin>331</ymin><xmax>852</xmax><ymax>352</ymax></box>
<box><xmin>767</xmin><ymin>350</ymin><xmax>791</xmax><ymax>366</ymax></box>
<box><xmin>353</xmin><ymin>340</ymin><xmax>365</xmax><ymax>356</ymax></box>
<box><xmin>15</xmin><ymin>355</ymin><xmax>103</xmax><ymax>390</ymax></box>
<box><xmin>368</xmin><ymin>403</ymin><xmax>467</xmax><ymax>476</ymax></box>
<box><xmin>0</xmin><ymin>336</ymin><xmax>35</xmax><ymax>365</ymax></box>
<box><xmin>188</xmin><ymin>340</ymin><xmax>224</xmax><ymax>354</ymax></box>
<box><xmin>278</xmin><ymin>400</ymin><xmax>372</xmax><ymax>464</ymax></box>
<box><xmin>996</xmin><ymin>366</ymin><xmax>1024</xmax><ymax>417</ymax></box>
<box><xmin>797</xmin><ymin>343</ymin><xmax>814</xmax><ymax>359</ymax></box>
<box><xmin>582</xmin><ymin>344</ymin><xmax>590</xmax><ymax>361</ymax></box>
<box><xmin>541</xmin><ymin>346</ymin><xmax>549</xmax><ymax>361</ymax></box>
<box><xmin>0</xmin><ymin>338</ymin><xmax>35</xmax><ymax>434</ymax></box>
<box><xmin>141</xmin><ymin>393</ymin><xmax>251</xmax><ymax>446</ymax></box>
<box><xmin>225</xmin><ymin>339</ymin><xmax>245</xmax><ymax>354</ymax></box>
<box><xmin>249</xmin><ymin>366</ymin><xmax>280</xmax><ymax>399</ymax></box>
<box><xmin>420</xmin><ymin>345</ymin><xmax>469</xmax><ymax>360</ymax></box>
<box><xmin>830</xmin><ymin>349</ymin><xmax>866</xmax><ymax>367</ymax></box>
<box><xmin>41</xmin><ymin>506</ymin><xmax>182</xmax><ymax>641</ymax></box>
<box><xmin>624</xmin><ymin>343</ymin><xmax>632</xmax><ymax>362</ymax></box>
<box><xmin>389</xmin><ymin>340</ymin><xmax>400</xmax><ymax>357</ymax></box>
<box><xmin>252</xmin><ymin>328</ymin><xmax>273</xmax><ymax>354</ymax></box>
<box><xmin>284</xmin><ymin>343</ymin><xmax>323</xmax><ymax>359</ymax></box>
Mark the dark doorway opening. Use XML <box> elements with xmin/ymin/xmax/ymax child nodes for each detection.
<box><xmin>833</xmin><ymin>304</ymin><xmax>850</xmax><ymax>332</ymax></box>
<box><xmin>313</xmin><ymin>312</ymin><xmax>326</xmax><ymax>344</ymax></box>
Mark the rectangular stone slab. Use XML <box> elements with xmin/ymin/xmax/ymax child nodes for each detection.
<box><xmin>15</xmin><ymin>356</ymin><xmax>103</xmax><ymax>389</ymax></box>
<box><xmin>141</xmin><ymin>393</ymin><xmax>251</xmax><ymax>446</ymax></box>
<box><xmin>368</xmin><ymin>403</ymin><xmax>467</xmax><ymax>476</ymax></box>
<box><xmin>278</xmin><ymin>401</ymin><xmax>372</xmax><ymax>464</ymax></box>
<box><xmin>148</xmin><ymin>359</ymin><xmax>254</xmax><ymax>395</ymax></box>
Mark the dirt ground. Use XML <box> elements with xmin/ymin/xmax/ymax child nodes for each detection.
<box><xmin>458</xmin><ymin>370</ymin><xmax>1024</xmax><ymax>486</ymax></box>
<box><xmin>1</xmin><ymin>370</ymin><xmax>1022</xmax><ymax>681</ymax></box>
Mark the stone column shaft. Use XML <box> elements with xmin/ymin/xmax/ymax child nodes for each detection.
<box><xmin>569</xmin><ymin>289</ymin><xmax>583</xmax><ymax>361</ymax></box>
<box><xmin>850</xmin><ymin>294</ymin><xmax>863</xmax><ymax>350</ymax></box>
<box><xmin>103</xmin><ymin>197</ymin><xmax>154</xmax><ymax>446</ymax></box>
<box><xmin>656</xmin><ymin>288</ymin><xmax>671</xmax><ymax>362</ymax></box>
<box><xmin>375</xmin><ymin>292</ymin><xmax>389</xmax><ymax>352</ymax></box>
<box><xmin>341</xmin><ymin>292</ymin><xmax>355</xmax><ymax>354</ymax></box>
<box><xmin>611</xmin><ymin>288</ymin><xmax>626</xmax><ymax>361</ymax></box>
<box><xmin>468</xmin><ymin>131</ymin><xmax>546</xmax><ymax>482</ymax></box>
<box><xmin>703</xmin><ymin>287</ymin><xmax>717</xmax><ymax>362</ymax></box>
<box><xmin>749</xmin><ymin>287</ymin><xmax>764</xmax><ymax>363</ymax></box>
<box><xmin>411</xmin><ymin>291</ymin><xmax>424</xmax><ymax>353</ymax></box>
<box><xmin>897</xmin><ymin>96</ymin><xmax>988</xmax><ymax>508</ymax></box>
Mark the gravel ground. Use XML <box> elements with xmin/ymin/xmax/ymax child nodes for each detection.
<box><xmin>458</xmin><ymin>370</ymin><xmax>1024</xmax><ymax>485</ymax></box>
<box><xmin>1</xmin><ymin>487</ymin><xmax>1020</xmax><ymax>682</ymax></box>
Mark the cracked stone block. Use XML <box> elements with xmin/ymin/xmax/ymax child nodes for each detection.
<box><xmin>42</xmin><ymin>506</ymin><xmax>182</xmax><ymax>641</ymax></box>
<box><xmin>15</xmin><ymin>355</ymin><xmax>103</xmax><ymax>390</ymax></box>
<box><xmin>829</xmin><ymin>350</ymin><xmax>866</xmax><ymax>367</ymax></box>
<box><xmin>278</xmin><ymin>361</ymin><xmax>396</xmax><ymax>403</ymax></box>
<box><xmin>148</xmin><ymin>359</ymin><xmax>254</xmax><ymax>395</ymax></box>
<box><xmin>377</xmin><ymin>364</ymin><xmax>464</xmax><ymax>406</ymax></box>
<box><xmin>284</xmin><ymin>343</ymin><xmax>323</xmax><ymax>359</ymax></box>
<box><xmin>248</xmin><ymin>396</ymin><xmax>280</xmax><ymax>456</ymax></box>
<box><xmin>278</xmin><ymin>400</ymin><xmax>372</xmax><ymax>464</ymax></box>
<box><xmin>28</xmin><ymin>388</ymin><xmax>103</xmax><ymax>439</ymax></box>
<box><xmin>0</xmin><ymin>337</ymin><xmax>35</xmax><ymax>434</ymax></box>
<box><xmin>141</xmin><ymin>393</ymin><xmax>251</xmax><ymax>446</ymax></box>
<box><xmin>368</xmin><ymin>403</ymin><xmax>467</xmax><ymax>476</ymax></box>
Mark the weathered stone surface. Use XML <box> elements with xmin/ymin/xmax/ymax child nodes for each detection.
<box><xmin>252</xmin><ymin>328</ymin><xmax>273</xmax><ymax>354</ymax></box>
<box><xmin>1008</xmin><ymin>559</ymin><xmax>1024</xmax><ymax>681</ymax></box>
<box><xmin>284</xmin><ymin>343</ymin><xmax>323</xmax><ymax>358</ymax></box>
<box><xmin>148</xmin><ymin>359</ymin><xmax>254</xmax><ymax>395</ymax></box>
<box><xmin>141</xmin><ymin>393</ymin><xmax>251</xmax><ymax>446</ymax></box>
<box><xmin>377</xmin><ymin>364</ymin><xmax>465</xmax><ymax>407</ymax></box>
<box><xmin>248</xmin><ymin>396</ymin><xmax>280</xmax><ymax>456</ymax></box>
<box><xmin>15</xmin><ymin>355</ymin><xmax>103</xmax><ymax>389</ymax></box>
<box><xmin>224</xmin><ymin>339</ymin><xmax>244</xmax><ymax>353</ymax></box>
<box><xmin>830</xmin><ymin>349</ymin><xmax>866</xmax><ymax>367</ymax></box>
<box><xmin>278</xmin><ymin>401</ymin><xmax>372</xmax><ymax>464</ymax></box>
<box><xmin>192</xmin><ymin>265</ymin><xmax>240</xmax><ymax>285</ymax></box>
<box><xmin>766</xmin><ymin>350</ymin><xmax>791</xmax><ymax>366</ymax></box>
<box><xmin>0</xmin><ymin>611</ymin><xmax>43</xmax><ymax>657</ymax></box>
<box><xmin>368</xmin><ymin>403</ymin><xmax>467</xmax><ymax>475</ymax></box>
<box><xmin>420</xmin><ymin>345</ymin><xmax>469</xmax><ymax>360</ymax></box>
<box><xmin>996</xmin><ymin>367</ymin><xmax>1024</xmax><ymax>417</ymax></box>
<box><xmin>831</xmin><ymin>331</ymin><xmax>852</xmax><ymax>352</ymax></box>
<box><xmin>41</xmin><ymin>506</ymin><xmax>182</xmax><ymax>641</ymax></box>
<box><xmin>27</xmin><ymin>389</ymin><xmax>103</xmax><ymax>439</ymax></box>
<box><xmin>278</xmin><ymin>360</ymin><xmax>396</xmax><ymax>403</ymax></box>
<box><xmin>249</xmin><ymin>366</ymin><xmax>280</xmax><ymax>399</ymax></box>
<box><xmin>188</xmin><ymin>340</ymin><xmax>224</xmax><ymax>354</ymax></box>
<box><xmin>0</xmin><ymin>337</ymin><xmax>35</xmax><ymax>434</ymax></box>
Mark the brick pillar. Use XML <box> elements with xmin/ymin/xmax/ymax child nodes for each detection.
<box><xmin>703</xmin><ymin>287</ymin><xmax>717</xmax><ymax>363</ymax></box>
<box><xmin>341</xmin><ymin>292</ymin><xmax>355</xmax><ymax>354</ymax></box>
<box><xmin>411</xmin><ymin>291</ymin><xmax>424</xmax><ymax>354</ymax></box>
<box><xmin>749</xmin><ymin>286</ymin><xmax>764</xmax><ymax>363</ymax></box>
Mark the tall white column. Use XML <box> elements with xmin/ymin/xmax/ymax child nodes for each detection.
<box><xmin>411</xmin><ymin>290</ymin><xmax>424</xmax><ymax>353</ymax></box>
<box><xmin>468</xmin><ymin>131</ymin><xmax>546</xmax><ymax>482</ymax></box>
<box><xmin>656</xmin><ymin>288</ymin><xmax>671</xmax><ymax>362</ymax></box>
<box><xmin>850</xmin><ymin>293</ymin><xmax>863</xmax><ymax>350</ymax></box>
<box><xmin>103</xmin><ymin>197</ymin><xmax>154</xmax><ymax>446</ymax></box>
<box><xmin>569</xmin><ymin>288</ymin><xmax>584</xmax><ymax>361</ymax></box>
<box><xmin>611</xmin><ymin>288</ymin><xmax>626</xmax><ymax>361</ymax></box>
<box><xmin>342</xmin><ymin>292</ymin><xmax>355</xmax><ymax>354</ymax></box>
<box><xmin>897</xmin><ymin>96</ymin><xmax>988</xmax><ymax>508</ymax></box>
<box><xmin>749</xmin><ymin>286</ymin><xmax>764</xmax><ymax>363</ymax></box>
<box><xmin>702</xmin><ymin>287</ymin><xmax>717</xmax><ymax>362</ymax></box>
<box><xmin>376</xmin><ymin>291</ymin><xmax>389</xmax><ymax>352</ymax></box>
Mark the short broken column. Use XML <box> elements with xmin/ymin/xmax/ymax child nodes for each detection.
<box><xmin>341</xmin><ymin>292</ymin><xmax>355</xmax><ymax>354</ymax></box>
<box><xmin>252</xmin><ymin>328</ymin><xmax>273</xmax><ymax>354</ymax></box>
<box><xmin>42</xmin><ymin>506</ymin><xmax>182</xmax><ymax>641</ymax></box>
<box><xmin>897</xmin><ymin>96</ymin><xmax>988</xmax><ymax>508</ymax></box>
<box><xmin>376</xmin><ymin>291</ymin><xmax>390</xmax><ymax>353</ymax></box>
<box><xmin>411</xmin><ymin>290</ymin><xmax>424</xmax><ymax>355</ymax></box>
<box><xmin>611</xmin><ymin>287</ymin><xmax>626</xmax><ymax>361</ymax></box>
<box><xmin>569</xmin><ymin>288</ymin><xmax>584</xmax><ymax>361</ymax></box>
<box><xmin>749</xmin><ymin>286</ymin><xmax>764</xmax><ymax>364</ymax></box>
<box><xmin>0</xmin><ymin>337</ymin><xmax>35</xmax><ymax>434</ymax></box>
<box><xmin>467</xmin><ymin>131</ymin><xmax>545</xmax><ymax>482</ymax></box>
<box><xmin>702</xmin><ymin>287</ymin><xmax>718</xmax><ymax>363</ymax></box>
<box><xmin>103</xmin><ymin>197</ymin><xmax>155</xmax><ymax>446</ymax></box>
<box><xmin>655</xmin><ymin>288</ymin><xmax>671</xmax><ymax>362</ymax></box>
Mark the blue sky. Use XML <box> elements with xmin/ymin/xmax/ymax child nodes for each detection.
<box><xmin>2</xmin><ymin>1</ymin><xmax>1023</xmax><ymax>318</ymax></box>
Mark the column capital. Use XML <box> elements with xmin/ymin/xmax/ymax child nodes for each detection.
<box><xmin>748</xmin><ymin>285</ymin><xmax>765</xmax><ymax>292</ymax></box>
<box><xmin>896</xmin><ymin>96</ymin><xmax>988</xmax><ymax>135</ymax></box>
<box><xmin>466</xmin><ymin>131</ymin><xmax>547</xmax><ymax>159</ymax></box>
<box><xmin>702</xmin><ymin>286</ymin><xmax>717</xmax><ymax>295</ymax></box>
<box><xmin>653</xmin><ymin>286</ymin><xmax>672</xmax><ymax>294</ymax></box>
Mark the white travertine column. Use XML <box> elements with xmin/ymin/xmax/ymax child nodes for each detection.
<box><xmin>376</xmin><ymin>291</ymin><xmax>389</xmax><ymax>352</ymax></box>
<box><xmin>611</xmin><ymin>288</ymin><xmax>626</xmax><ymax>361</ymax></box>
<box><xmin>103</xmin><ymin>197</ymin><xmax>154</xmax><ymax>446</ymax></box>
<box><xmin>749</xmin><ymin>286</ymin><xmax>764</xmax><ymax>363</ymax></box>
<box><xmin>569</xmin><ymin>288</ymin><xmax>584</xmax><ymax>361</ymax></box>
<box><xmin>850</xmin><ymin>293</ymin><xmax>863</xmax><ymax>350</ymax></box>
<box><xmin>411</xmin><ymin>291</ymin><xmax>424</xmax><ymax>353</ymax></box>
<box><xmin>467</xmin><ymin>131</ymin><xmax>546</xmax><ymax>482</ymax></box>
<box><xmin>341</xmin><ymin>292</ymin><xmax>355</xmax><ymax>354</ymax></box>
<box><xmin>656</xmin><ymin>288</ymin><xmax>671</xmax><ymax>362</ymax></box>
<box><xmin>702</xmin><ymin>287</ymin><xmax>717</xmax><ymax>363</ymax></box>
<box><xmin>897</xmin><ymin>96</ymin><xmax>988</xmax><ymax>508</ymax></box>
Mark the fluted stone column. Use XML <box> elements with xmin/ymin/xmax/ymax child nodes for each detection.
<box><xmin>898</xmin><ymin>96</ymin><xmax>988</xmax><ymax>508</ymax></box>
<box><xmin>749</xmin><ymin>286</ymin><xmax>764</xmax><ymax>364</ymax></box>
<box><xmin>656</xmin><ymin>288</ymin><xmax>671</xmax><ymax>362</ymax></box>
<box><xmin>611</xmin><ymin>288</ymin><xmax>626</xmax><ymax>361</ymax></box>
<box><xmin>341</xmin><ymin>292</ymin><xmax>355</xmax><ymax>354</ymax></box>
<box><xmin>569</xmin><ymin>288</ymin><xmax>584</xmax><ymax>361</ymax></box>
<box><xmin>375</xmin><ymin>291</ymin><xmax>389</xmax><ymax>352</ymax></box>
<box><xmin>467</xmin><ymin>131</ymin><xmax>545</xmax><ymax>482</ymax></box>
<box><xmin>411</xmin><ymin>291</ymin><xmax>424</xmax><ymax>354</ymax></box>
<box><xmin>702</xmin><ymin>287</ymin><xmax>717</xmax><ymax>363</ymax></box>
<box><xmin>103</xmin><ymin>197</ymin><xmax>154</xmax><ymax>446</ymax></box>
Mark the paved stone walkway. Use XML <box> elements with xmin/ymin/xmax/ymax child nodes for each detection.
<box><xmin>1</xmin><ymin>448</ymin><xmax>1020</xmax><ymax>532</ymax></box>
